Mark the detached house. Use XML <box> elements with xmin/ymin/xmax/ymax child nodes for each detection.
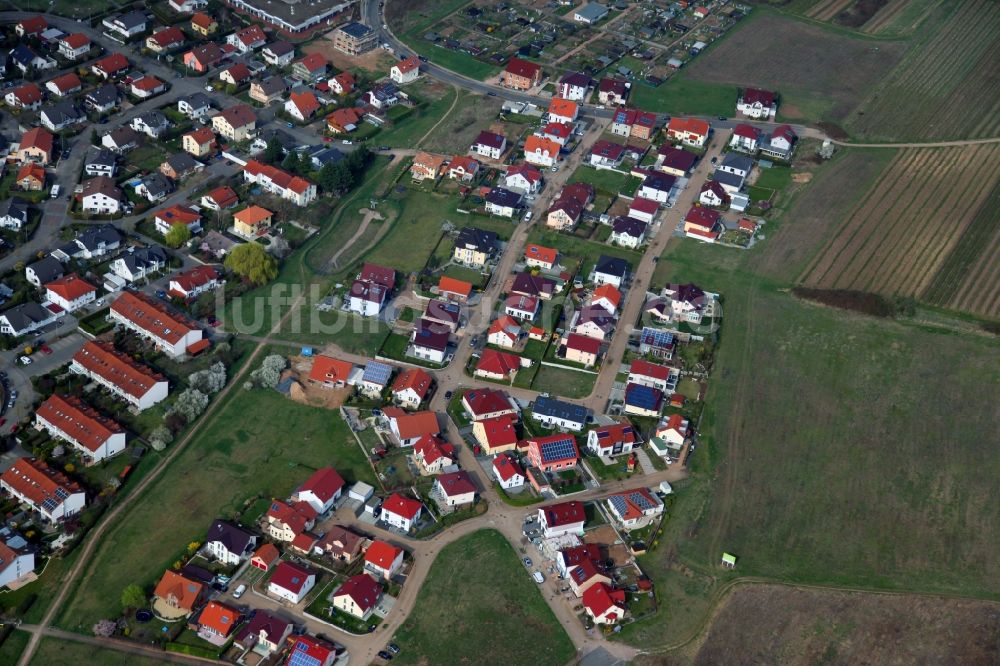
<box><xmin>392</xmin><ymin>367</ymin><xmax>433</xmax><ymax>409</ymax></box>
<box><xmin>683</xmin><ymin>205</ymin><xmax>722</xmax><ymax>242</ymax></box>
<box><xmin>268</xmin><ymin>561</ymin><xmax>315</xmax><ymax>604</ymax></box>
<box><xmin>547</xmin><ymin>183</ymin><xmax>594</xmax><ymax>230</ymax></box>
<box><xmin>152</xmin><ymin>570</ymin><xmax>204</xmax><ymax>619</ymax></box>
<box><xmin>293</xmin><ymin>467</ymin><xmax>345</xmax><ymax>514</ymax></box>
<box><xmin>262</xmin><ymin>41</ymin><xmax>295</xmax><ymax>66</ymax></box>
<box><xmin>527</xmin><ymin>434</ymin><xmax>579</xmax><ymax>473</ymax></box>
<box><xmin>6</xmin><ymin>83</ymin><xmax>42</xmax><ymax>111</ymax></box>
<box><xmin>285</xmin><ymin>91</ymin><xmax>320</xmax><ymax>122</ymax></box>
<box><xmin>380</xmin><ymin>493</ymin><xmax>423</xmax><ymax>531</ymax></box>
<box><xmin>292</xmin><ymin>53</ymin><xmax>328</xmax><ymax>81</ymax></box>
<box><xmin>548</xmin><ymin>98</ymin><xmax>578</xmax><ymax>126</ymax></box>
<box><xmin>390</xmin><ymin>56</ymin><xmax>420</xmax><ymax>84</ymax></box>
<box><xmin>205</xmin><ymin>520</ymin><xmax>257</xmax><ymax>565</ymax></box>
<box><xmin>737</xmin><ymin>87</ymin><xmax>778</xmax><ymax>119</ymax></box>
<box><xmin>44</xmin><ymin>274</ymin><xmax>96</xmax><ymax>312</ymax></box>
<box><xmin>598</xmin><ymin>77</ymin><xmax>628</xmax><ymax>105</ymax></box>
<box><xmin>532</xmin><ymin>395</ymin><xmax>588</xmax><ymax>432</ymax></box>
<box><xmin>131</xmin><ymin>111</ymin><xmax>171</xmax><ymax>139</ymax></box>
<box><xmin>87</xmin><ymin>84</ymin><xmax>121</xmax><ymax>114</ymax></box>
<box><xmin>17</xmin><ymin>128</ymin><xmax>53</xmax><ymax>165</ymax></box>
<box><xmin>57</xmin><ymin>33</ymin><xmax>91</xmax><ymax>60</ymax></box>
<box><xmin>699</xmin><ymin>180</ymin><xmax>730</xmax><ymax>208</ymax></box>
<box><xmin>213</xmin><ymin>104</ymin><xmax>256</xmax><ymax>141</ymax></box>
<box><xmin>329</xmin><ymin>71</ymin><xmax>356</xmax><ymax>96</ymax></box>
<box><xmin>606</xmin><ymin>488</ymin><xmax>664</xmax><ymax>530</ymax></box>
<box><xmin>475</xmin><ymin>348</ymin><xmax>523</xmax><ymax>381</ymax></box>
<box><xmin>558</xmin><ymin>71</ymin><xmax>592</xmax><ymax>101</ymax></box>
<box><xmin>586</xmin><ymin>422</ymin><xmax>638</xmax><ymax>457</ymax></box>
<box><xmin>41</xmin><ymin>102</ymin><xmax>85</xmax><ymax>131</ymax></box>
<box><xmin>364</xmin><ymin>540</ymin><xmax>404</xmax><ymax>582</ymax></box>
<box><xmin>15</xmin><ymin>164</ymin><xmax>45</xmax><ymax>192</ymax></box>
<box><xmin>347</xmin><ymin>261</ymin><xmax>395</xmax><ymax>318</ymax></box>
<box><xmin>539</xmin><ymin>501</ymin><xmax>586</xmax><ymax>538</ymax></box>
<box><xmin>197</xmin><ymin>601</ymin><xmax>241</xmax><ymax>645</ymax></box>
<box><xmin>183</xmin><ymin>127</ymin><xmax>217</xmax><ymax>158</ymax></box>
<box><xmin>46</xmin><ymin>73</ymin><xmax>82</xmax><ymax>98</ymax></box>
<box><xmin>471</xmin><ymin>131</ymin><xmax>506</xmax><ymax>160</ymax></box>
<box><xmin>488</xmin><ymin>315</ymin><xmax>524</xmax><ymax>349</ymax></box>
<box><xmin>493</xmin><ymin>453</ymin><xmax>525</xmax><ymax>489</ymax></box>
<box><xmin>504</xmin><ymin>164</ymin><xmax>542</xmax><ymax>194</ymax></box>
<box><xmin>485</xmin><ymin>188</ymin><xmax>522</xmax><ymax>218</ymax></box>
<box><xmin>146</xmin><ymin>26</ymin><xmax>186</xmax><ymax>53</ymax></box>
<box><xmin>250</xmin><ymin>76</ymin><xmax>289</xmax><ymax>105</ymax></box>
<box><xmin>524</xmin><ymin>135</ymin><xmax>561</xmax><ymax>168</ymax></box>
<box><xmin>761</xmin><ymin>124</ymin><xmax>797</xmax><ymax>160</ymax></box>
<box><xmin>219</xmin><ymin>62</ymin><xmax>251</xmax><ymax>87</ymax></box>
<box><xmin>657</xmin><ymin>146</ymin><xmax>698</xmax><ymax>177</ymax></box>
<box><xmin>154</xmin><ymin>204</ymin><xmax>202</xmax><ymax>236</ymax></box>
<box><xmin>183</xmin><ymin>43</ymin><xmax>226</xmax><ymax>74</ymax></box>
<box><xmin>589</xmin><ymin>140</ymin><xmax>625</xmax><ymax>169</ymax></box>
<box><xmin>332</xmin><ymin>574</ymin><xmax>382</xmax><ymax>620</ymax></box>
<box><xmin>91</xmin><ymin>53</ymin><xmax>130</xmax><ymax>80</ymax></box>
<box><xmin>411</xmin><ymin>152</ymin><xmax>447</xmax><ymax>181</ymax></box>
<box><xmin>584</xmin><ymin>583</ymin><xmax>627</xmax><ymax>625</ymax></box>
<box><xmin>729</xmin><ymin>124</ymin><xmax>761</xmax><ymax>153</ymax></box>
<box><xmin>227</xmin><ymin>25</ymin><xmax>267</xmax><ymax>53</ymax></box>
<box><xmin>101</xmin><ymin>126</ymin><xmax>140</xmax><ymax>154</ymax></box>
<box><xmin>103</xmin><ymin>11</ymin><xmax>146</xmax><ymax>38</ymax></box>
<box><xmin>666</xmin><ymin>117</ymin><xmax>710</xmax><ymax>147</ymax></box>
<box><xmin>472</xmin><ymin>415</ymin><xmax>518</xmax><ymax>454</ymax></box>
<box><xmin>503</xmin><ymin>57</ymin><xmax>543</xmax><ymax>90</ymax></box>
<box><xmin>79</xmin><ymin>176</ymin><xmax>124</xmax><ymax>215</ymax></box>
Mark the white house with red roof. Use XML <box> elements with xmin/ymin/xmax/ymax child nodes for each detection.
<box><xmin>628</xmin><ymin>197</ymin><xmax>659</xmax><ymax>224</ymax></box>
<box><xmin>70</xmin><ymin>341</ymin><xmax>168</xmax><ymax>411</ymax></box>
<box><xmin>292</xmin><ymin>467</ymin><xmax>345</xmax><ymax>514</ymax></box>
<box><xmin>267</xmin><ymin>561</ymin><xmax>315</xmax><ymax>604</ymax></box>
<box><xmin>493</xmin><ymin>452</ymin><xmax>525</xmax><ymax>489</ymax></box>
<box><xmin>57</xmin><ymin>33</ymin><xmax>91</xmax><ymax>60</ymax></box>
<box><xmin>462</xmin><ymin>388</ymin><xmax>519</xmax><ymax>421</ymax></box>
<box><xmin>627</xmin><ymin>359</ymin><xmax>673</xmax><ymax>392</ymax></box>
<box><xmin>44</xmin><ymin>274</ymin><xmax>96</xmax><ymax>313</ymax></box>
<box><xmin>154</xmin><ymin>204</ymin><xmax>203</xmax><ymax>236</ymax></box>
<box><xmin>332</xmin><ymin>573</ymin><xmax>383</xmax><ymax>619</ymax></box>
<box><xmin>584</xmin><ymin>583</ymin><xmax>627</xmax><ymax>624</ymax></box>
<box><xmin>286</xmin><ymin>636</ymin><xmax>339</xmax><ymax>666</ymax></box>
<box><xmin>390</xmin><ymin>56</ymin><xmax>420</xmax><ymax>84</ymax></box>
<box><xmin>380</xmin><ymin>493</ymin><xmax>423</xmax><ymax>531</ymax></box>
<box><xmin>557</xmin><ymin>543</ymin><xmax>602</xmax><ymax>577</ymax></box>
<box><xmin>605</xmin><ymin>488</ymin><xmax>664</xmax><ymax>529</ymax></box>
<box><xmin>110</xmin><ymin>291</ymin><xmax>209</xmax><ymax>357</ymax></box>
<box><xmin>413</xmin><ymin>435</ymin><xmax>455</xmax><ymax>474</ymax></box>
<box><xmin>569</xmin><ymin>558</ymin><xmax>612</xmax><ymax>597</ymax></box>
<box><xmin>226</xmin><ymin>25</ymin><xmax>267</xmax><ymax>53</ymax></box>
<box><xmin>586</xmin><ymin>422</ymin><xmax>638</xmax><ymax>457</ymax></box>
<box><xmin>391</xmin><ymin>368</ymin><xmax>433</xmax><ymax>409</ymax></box>
<box><xmin>524</xmin><ymin>243</ymin><xmax>558</xmax><ymax>270</ymax></box>
<box><xmin>729</xmin><ymin>124</ymin><xmax>761</xmax><ymax>153</ymax></box>
<box><xmin>432</xmin><ymin>470</ymin><xmax>477</xmax><ymax>508</ymax></box>
<box><xmin>168</xmin><ymin>266</ymin><xmax>220</xmax><ymax>300</ymax></box>
<box><xmin>591</xmin><ymin>284</ymin><xmax>621</xmax><ymax>315</ymax></box>
<box><xmin>475</xmin><ymin>348</ymin><xmax>524</xmax><ymax>381</ymax></box>
<box><xmin>0</xmin><ymin>458</ymin><xmax>85</xmax><ymax>522</ymax></box>
<box><xmin>539</xmin><ymin>501</ymin><xmax>586</xmax><ymax>538</ymax></box>
<box><xmin>487</xmin><ymin>315</ymin><xmax>524</xmax><ymax>349</ymax></box>
<box><xmin>363</xmin><ymin>540</ymin><xmax>404</xmax><ymax>580</ymax></box>
<box><xmin>699</xmin><ymin>180</ymin><xmax>730</xmax><ymax>208</ymax></box>
<box><xmin>285</xmin><ymin>91</ymin><xmax>321</xmax><ymax>122</ymax></box>
<box><xmin>385</xmin><ymin>408</ymin><xmax>440</xmax><ymax>447</ymax></box>
<box><xmin>35</xmin><ymin>394</ymin><xmax>126</xmax><ymax>464</ymax></box>
<box><xmin>737</xmin><ymin>88</ymin><xmax>778</xmax><ymax>119</ymax></box>
<box><xmin>504</xmin><ymin>164</ymin><xmax>543</xmax><ymax>195</ymax></box>
<box><xmin>471</xmin><ymin>131</ymin><xmax>507</xmax><ymax>160</ymax></box>
<box><xmin>654</xmin><ymin>413</ymin><xmax>690</xmax><ymax>453</ymax></box>
<box><xmin>265</xmin><ymin>499</ymin><xmax>316</xmax><ymax>542</ymax></box>
<box><xmin>242</xmin><ymin>160</ymin><xmax>317</xmax><ymax>206</ymax></box>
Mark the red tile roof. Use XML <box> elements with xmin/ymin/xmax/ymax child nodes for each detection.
<box><xmin>1</xmin><ymin>457</ymin><xmax>81</xmax><ymax>510</ymax></box>
<box><xmin>72</xmin><ymin>341</ymin><xmax>164</xmax><ymax>400</ymax></box>
<box><xmin>149</xmin><ymin>26</ymin><xmax>185</xmax><ymax>48</ymax></box>
<box><xmin>47</xmin><ymin>73</ymin><xmax>82</xmax><ymax>94</ymax></box>
<box><xmin>154</xmin><ymin>570</ymin><xmax>203</xmax><ymax>610</ymax></box>
<box><xmin>18</xmin><ymin>16</ymin><xmax>48</xmax><ymax>35</ymax></box>
<box><xmin>667</xmin><ymin>117</ymin><xmax>709</xmax><ymax>137</ymax></box>
<box><xmin>298</xmin><ymin>467</ymin><xmax>345</xmax><ymax>504</ymax></box>
<box><xmin>252</xmin><ymin>543</ymin><xmax>280</xmax><ymax>568</ymax></box>
<box><xmin>583</xmin><ymin>582</ymin><xmax>625</xmax><ymax>620</ymax></box>
<box><xmin>566</xmin><ymin>332</ymin><xmax>600</xmax><ymax>354</ymax></box>
<box><xmin>395</xmin><ymin>56</ymin><xmax>419</xmax><ymax>74</ymax></box>
<box><xmin>267</xmin><ymin>499</ymin><xmax>317</xmax><ymax>534</ymax></box>
<box><xmin>391</xmin><ymin>411</ymin><xmax>439</xmax><ymax>440</ymax></box>
<box><xmin>493</xmin><ymin>452</ymin><xmax>524</xmax><ymax>482</ymax></box>
<box><xmin>309</xmin><ymin>355</ymin><xmax>354</xmax><ymax>384</ymax></box>
<box><xmin>155</xmin><ymin>205</ymin><xmax>202</xmax><ymax>228</ymax></box>
<box><xmin>35</xmin><ymin>394</ymin><xmax>125</xmax><ymax>452</ymax></box>
<box><xmin>435</xmin><ymin>470</ymin><xmax>476</xmax><ymax>498</ymax></box>
<box><xmin>463</xmin><ymin>388</ymin><xmax>515</xmax><ymax>418</ymax></box>
<box><xmin>438</xmin><ymin>275</ymin><xmax>473</xmax><ymax>298</ymax></box>
<box><xmin>524</xmin><ymin>243</ymin><xmax>557</xmax><ymax>265</ymax></box>
<box><xmin>742</xmin><ymin>87</ymin><xmax>777</xmax><ymax>107</ymax></box>
<box><xmin>684</xmin><ymin>206</ymin><xmax>721</xmax><ymax>230</ymax></box>
<box><xmin>205</xmin><ymin>185</ymin><xmax>238</xmax><ymax>208</ymax></box>
<box><xmin>19</xmin><ymin>127</ymin><xmax>53</xmax><ymax>156</ymax></box>
<box><xmin>10</xmin><ymin>83</ymin><xmax>42</xmax><ymax>106</ymax></box>
<box><xmin>382</xmin><ymin>493</ymin><xmax>422</xmax><ymax>520</ymax></box>
<box><xmin>732</xmin><ymin>123</ymin><xmax>760</xmax><ymax>140</ymax></box>
<box><xmin>629</xmin><ymin>358</ymin><xmax>671</xmax><ymax>381</ymax></box>
<box><xmin>391</xmin><ymin>367</ymin><xmax>432</xmax><ymax>398</ymax></box>
<box><xmin>505</xmin><ymin>57</ymin><xmax>541</xmax><ymax>79</ymax></box>
<box><xmin>93</xmin><ymin>53</ymin><xmax>130</xmax><ymax>75</ymax></box>
<box><xmin>199</xmin><ymin>600</ymin><xmax>240</xmax><ymax>637</ymax></box>
<box><xmin>288</xmin><ymin>91</ymin><xmax>320</xmax><ymax>117</ymax></box>
<box><xmin>414</xmin><ymin>434</ymin><xmax>453</xmax><ymax>465</ymax></box>
<box><xmin>333</xmin><ymin>573</ymin><xmax>382</xmax><ymax>612</ymax></box>
<box><xmin>269</xmin><ymin>561</ymin><xmax>313</xmax><ymax>594</ymax></box>
<box><xmin>60</xmin><ymin>33</ymin><xmax>90</xmax><ymax>49</ymax></box>
<box><xmin>477</xmin><ymin>415</ymin><xmax>518</xmax><ymax>448</ymax></box>
<box><xmin>363</xmin><ymin>540</ymin><xmax>402</xmax><ymax>570</ymax></box>
<box><xmin>542</xmin><ymin>500</ymin><xmax>586</xmax><ymax>527</ymax></box>
<box><xmin>476</xmin><ymin>349</ymin><xmax>521</xmax><ymax>377</ymax></box>
<box><xmin>296</xmin><ymin>53</ymin><xmax>327</xmax><ymax>73</ymax></box>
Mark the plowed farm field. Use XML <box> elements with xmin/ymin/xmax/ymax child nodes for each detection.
<box><xmin>845</xmin><ymin>0</ymin><xmax>1000</xmax><ymax>141</ymax></box>
<box><xmin>801</xmin><ymin>143</ymin><xmax>1000</xmax><ymax>317</ymax></box>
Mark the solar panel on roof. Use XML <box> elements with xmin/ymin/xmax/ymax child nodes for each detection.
<box><xmin>628</xmin><ymin>491</ymin><xmax>656</xmax><ymax>510</ymax></box>
<box><xmin>362</xmin><ymin>361</ymin><xmax>392</xmax><ymax>385</ymax></box>
<box><xmin>41</xmin><ymin>498</ymin><xmax>58</xmax><ymax>511</ymax></box>
<box><xmin>55</xmin><ymin>487</ymin><xmax>69</xmax><ymax>499</ymax></box>
<box><xmin>289</xmin><ymin>649</ymin><xmax>321</xmax><ymax>666</ymax></box>
<box><xmin>609</xmin><ymin>495</ymin><xmax>628</xmax><ymax>515</ymax></box>
<box><xmin>540</xmin><ymin>437</ymin><xmax>577</xmax><ymax>463</ymax></box>
<box><xmin>641</xmin><ymin>327</ymin><xmax>674</xmax><ymax>347</ymax></box>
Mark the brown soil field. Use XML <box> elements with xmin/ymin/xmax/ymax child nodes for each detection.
<box><xmin>304</xmin><ymin>39</ymin><xmax>399</xmax><ymax>74</ymax></box>
<box><xmin>846</xmin><ymin>1</ymin><xmax>1000</xmax><ymax>141</ymax></box>
<box><xmin>748</xmin><ymin>148</ymin><xmax>895</xmax><ymax>283</ymax></box>
<box><xmin>286</xmin><ymin>356</ymin><xmax>352</xmax><ymax>409</ymax></box>
<box><xmin>682</xmin><ymin>14</ymin><xmax>906</xmax><ymax>122</ymax></box>
<box><xmin>642</xmin><ymin>584</ymin><xmax>1000</xmax><ymax>666</ymax></box>
<box><xmin>807</xmin><ymin>0</ymin><xmax>855</xmax><ymax>20</ymax></box>
<box><xmin>418</xmin><ymin>91</ymin><xmax>503</xmax><ymax>155</ymax></box>
<box><xmin>801</xmin><ymin>144</ymin><xmax>1000</xmax><ymax>310</ymax></box>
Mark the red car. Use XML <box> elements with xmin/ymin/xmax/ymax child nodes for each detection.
<box><xmin>10</xmin><ymin>424</ymin><xmax>19</xmax><ymax>434</ymax></box>
<box><xmin>323</xmin><ymin>136</ymin><xmax>333</xmax><ymax>143</ymax></box>
<box><xmin>0</xmin><ymin>418</ymin><xmax>6</xmax><ymax>427</ymax></box>
<box><xmin>40</xmin><ymin>343</ymin><xmax>52</xmax><ymax>355</ymax></box>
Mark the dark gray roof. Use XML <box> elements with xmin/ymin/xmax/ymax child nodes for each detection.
<box><xmin>485</xmin><ymin>187</ymin><xmax>522</xmax><ymax>208</ymax></box>
<box><xmin>720</xmin><ymin>153</ymin><xmax>753</xmax><ymax>173</ymax></box>
<box><xmin>642</xmin><ymin>172</ymin><xmax>676</xmax><ymax>192</ymax></box>
<box><xmin>87</xmin><ymin>83</ymin><xmax>120</xmax><ymax>107</ymax></box>
<box><xmin>120</xmin><ymin>245</ymin><xmax>167</xmax><ymax>273</ymax></box>
<box><xmin>112</xmin><ymin>10</ymin><xmax>147</xmax><ymax>30</ymax></box>
<box><xmin>9</xmin><ymin>45</ymin><xmax>36</xmax><ymax>67</ymax></box>
<box><xmin>256</xmin><ymin>75</ymin><xmax>288</xmax><ymax>96</ymax></box>
<box><xmin>164</xmin><ymin>152</ymin><xmax>200</xmax><ymax>174</ymax></box>
<box><xmin>75</xmin><ymin>224</ymin><xmax>122</xmax><ymax>252</ymax></box>
<box><xmin>41</xmin><ymin>101</ymin><xmax>84</xmax><ymax>125</ymax></box>
<box><xmin>612</xmin><ymin>216</ymin><xmax>647</xmax><ymax>238</ymax></box>
<box><xmin>532</xmin><ymin>395</ymin><xmax>588</xmax><ymax>423</ymax></box>
<box><xmin>456</xmin><ymin>227</ymin><xmax>498</xmax><ymax>253</ymax></box>
<box><xmin>179</xmin><ymin>92</ymin><xmax>212</xmax><ymax>110</ymax></box>
<box><xmin>339</xmin><ymin>22</ymin><xmax>374</xmax><ymax>39</ymax></box>
<box><xmin>0</xmin><ymin>301</ymin><xmax>51</xmax><ymax>331</ymax></box>
<box><xmin>594</xmin><ymin>254</ymin><xmax>629</xmax><ymax>278</ymax></box>
<box><xmin>257</xmin><ymin>127</ymin><xmax>297</xmax><ymax>150</ymax></box>
<box><xmin>266</xmin><ymin>41</ymin><xmax>295</xmax><ymax>56</ymax></box>
<box><xmin>711</xmin><ymin>170</ymin><xmax>744</xmax><ymax>189</ymax></box>
<box><xmin>3</xmin><ymin>198</ymin><xmax>28</xmax><ymax>222</ymax></box>
<box><xmin>107</xmin><ymin>126</ymin><xmax>140</xmax><ymax>147</ymax></box>
<box><xmin>27</xmin><ymin>256</ymin><xmax>64</xmax><ymax>283</ymax></box>
<box><xmin>85</xmin><ymin>148</ymin><xmax>116</xmax><ymax>169</ymax></box>
<box><xmin>309</xmin><ymin>147</ymin><xmax>345</xmax><ymax>166</ymax></box>
<box><xmin>141</xmin><ymin>173</ymin><xmax>173</xmax><ymax>197</ymax></box>
<box><xmin>206</xmin><ymin>519</ymin><xmax>256</xmax><ymax>555</ymax></box>
<box><xmin>135</xmin><ymin>110</ymin><xmax>169</xmax><ymax>128</ymax></box>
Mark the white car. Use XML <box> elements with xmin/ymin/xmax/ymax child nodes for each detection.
<box><xmin>523</xmin><ymin>211</ymin><xmax>533</xmax><ymax>221</ymax></box>
<box><xmin>233</xmin><ymin>584</ymin><xmax>246</xmax><ymax>599</ymax></box>
<box><xmin>19</xmin><ymin>356</ymin><xmax>32</xmax><ymax>365</ymax></box>
<box><xmin>532</xmin><ymin>571</ymin><xmax>544</xmax><ymax>584</ymax></box>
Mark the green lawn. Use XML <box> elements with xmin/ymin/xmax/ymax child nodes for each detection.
<box><xmin>527</xmin><ymin>228</ymin><xmax>640</xmax><ymax>279</ymax></box>
<box><xmin>616</xmin><ymin>233</ymin><xmax>1000</xmax><ymax>650</ymax></box>
<box><xmin>29</xmin><ymin>637</ymin><xmax>166</xmax><ymax>666</ymax></box>
<box><xmin>392</xmin><ymin>530</ymin><xmax>575</xmax><ymax>665</ymax></box>
<box><xmin>56</xmin><ymin>385</ymin><xmax>377</xmax><ymax>631</ymax></box>
<box><xmin>0</xmin><ymin>630</ymin><xmax>29</xmax><ymax>665</ymax></box>
<box><xmin>399</xmin><ymin>40</ymin><xmax>500</xmax><ymax>81</ymax></box>
<box><xmin>531</xmin><ymin>365</ymin><xmax>596</xmax><ymax>399</ymax></box>
<box><xmin>376</xmin><ymin>84</ymin><xmax>460</xmax><ymax>149</ymax></box>
<box><xmin>630</xmin><ymin>77</ymin><xmax>735</xmax><ymax>118</ymax></box>
<box><xmin>568</xmin><ymin>165</ymin><xmax>642</xmax><ymax>197</ymax></box>
<box><xmin>359</xmin><ymin>189</ymin><xmax>465</xmax><ymax>274</ymax></box>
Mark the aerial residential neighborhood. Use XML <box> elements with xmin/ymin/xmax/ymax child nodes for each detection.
<box><xmin>0</xmin><ymin>1</ymin><xmax>996</xmax><ymax>665</ymax></box>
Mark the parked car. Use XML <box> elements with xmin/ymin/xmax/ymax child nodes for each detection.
<box><xmin>19</xmin><ymin>356</ymin><xmax>32</xmax><ymax>365</ymax></box>
<box><xmin>40</xmin><ymin>344</ymin><xmax>52</xmax><ymax>355</ymax></box>
<box><xmin>388</xmin><ymin>644</ymin><xmax>400</xmax><ymax>655</ymax></box>
<box><xmin>377</xmin><ymin>651</ymin><xmax>393</xmax><ymax>661</ymax></box>
<box><xmin>233</xmin><ymin>584</ymin><xmax>246</xmax><ymax>599</ymax></box>
<box><xmin>155</xmin><ymin>290</ymin><xmax>167</xmax><ymax>299</ymax></box>
<box><xmin>522</xmin><ymin>557</ymin><xmax>532</xmax><ymax>567</ymax></box>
